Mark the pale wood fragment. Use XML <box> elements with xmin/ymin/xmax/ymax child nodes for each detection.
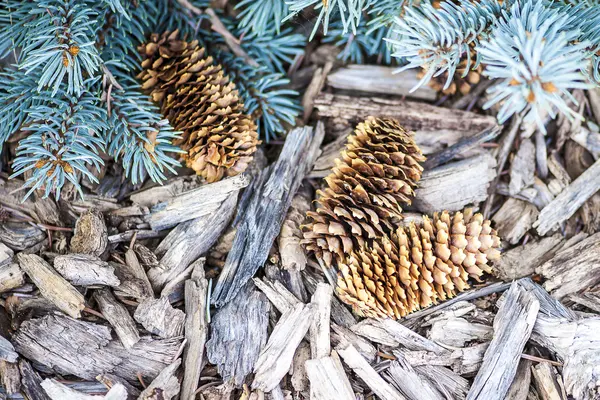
<box><xmin>147</xmin><ymin>174</ymin><xmax>249</xmax><ymax>231</ymax></box>
<box><xmin>510</xmin><ymin>138</ymin><xmax>536</xmax><ymax>195</ymax></box>
<box><xmin>383</xmin><ymin>353</ymin><xmax>445</xmax><ymax>400</ymax></box>
<box><xmin>571</xmin><ymin>126</ymin><xmax>600</xmax><ymax>159</ymax></box>
<box><xmin>70</xmin><ymin>209</ymin><xmax>108</xmax><ymax>257</ymax></box>
<box><xmin>305</xmin><ymin>352</ymin><xmax>355</xmax><ymax>400</ymax></box>
<box><xmin>315</xmin><ymin>93</ymin><xmax>496</xmax><ymax>137</ymax></box>
<box><xmin>330</xmin><ymin>324</ymin><xmax>377</xmax><ymax>363</ymax></box>
<box><xmin>413</xmin><ymin>364</ymin><xmax>470</xmax><ymax>399</ymax></box>
<box><xmin>401</xmin><ymin>342</ymin><xmax>488</xmax><ymax>376</ymax></box>
<box><xmin>536</xmin><ymin>233</ymin><xmax>600</xmax><ymax>299</ymax></box>
<box><xmin>337</xmin><ymin>343</ymin><xmax>406</xmax><ymax>400</ymax></box>
<box><xmin>97</xmin><ymin>374</ymin><xmax>141</xmax><ymax>399</ymax></box>
<box><xmin>302</xmin><ymin>61</ymin><xmax>333</xmax><ymax>122</ymax></box>
<box><xmin>16</xmin><ymin>253</ymin><xmax>85</xmax><ymax>318</ymax></box>
<box><xmin>494</xmin><ymin>235</ymin><xmax>563</xmax><ymax>281</ymax></box>
<box><xmin>212</xmin><ymin>124</ymin><xmax>325</xmax><ymax>306</ymax></box>
<box><xmin>180</xmin><ymin>260</ymin><xmax>209</xmax><ymax>400</ymax></box>
<box><xmin>0</xmin><ymin>361</ymin><xmax>20</xmax><ymax>394</ymax></box>
<box><xmin>534</xmin><ymin>157</ymin><xmax>600</xmax><ymax>235</ymax></box>
<box><xmin>467</xmin><ymin>283</ymin><xmax>540</xmax><ymax>400</ymax></box>
<box><xmin>310</xmin><ymin>283</ymin><xmax>332</xmax><ymax>359</ymax></box>
<box><xmin>327</xmin><ymin>65</ymin><xmax>437</xmax><ymax>101</ymax></box>
<box><xmin>492</xmin><ymin>198</ymin><xmax>539</xmax><ymax>245</ymax></box>
<box><xmin>149</xmin><ymin>193</ymin><xmax>237</xmax><ymax>291</ymax></box>
<box><xmin>94</xmin><ymin>289</ymin><xmax>140</xmax><ymax>349</ymax></box>
<box><xmin>303</xmin><ymin>271</ymin><xmax>357</xmax><ymax>328</ymax></box>
<box><xmin>0</xmin><ymin>243</ymin><xmax>13</xmax><ymax>267</ymax></box>
<box><xmin>252</xmin><ymin>303</ymin><xmax>315</xmax><ymax>392</ymax></box>
<box><xmin>206</xmin><ymin>284</ymin><xmax>270</xmax><ymax>387</ymax></box>
<box><xmin>41</xmin><ymin>379</ymin><xmax>128</xmax><ymax>400</ymax></box>
<box><xmin>138</xmin><ymin>359</ymin><xmax>181</xmax><ymax>400</ymax></box>
<box><xmin>531</xmin><ymin>363</ymin><xmax>563</xmax><ymax>400</ymax></box>
<box><xmin>428</xmin><ymin>317</ymin><xmax>493</xmax><ymax>347</ymax></box>
<box><xmin>0</xmin><ymin>263</ymin><xmax>23</xmax><ymax>294</ymax></box>
<box><xmin>54</xmin><ymin>254</ymin><xmax>120</xmax><ymax>287</ymax></box>
<box><xmin>412</xmin><ymin>153</ymin><xmax>497</xmax><ymax>214</ymax></box>
<box><xmin>134</xmin><ymin>296</ymin><xmax>185</xmax><ymax>339</ymax></box>
<box><xmin>253</xmin><ymin>277</ymin><xmax>301</xmax><ymax>314</ymax></box>
<box><xmin>129</xmin><ymin>176</ymin><xmax>202</xmax><ymax>208</ymax></box>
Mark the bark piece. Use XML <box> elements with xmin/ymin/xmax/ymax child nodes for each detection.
<box><xmin>536</xmin><ymin>232</ymin><xmax>600</xmax><ymax>299</ymax></box>
<box><xmin>510</xmin><ymin>138</ymin><xmax>536</xmax><ymax>195</ymax></box>
<box><xmin>310</xmin><ymin>283</ymin><xmax>333</xmax><ymax>359</ymax></box>
<box><xmin>149</xmin><ymin>192</ymin><xmax>237</xmax><ymax>291</ymax></box>
<box><xmin>134</xmin><ymin>296</ymin><xmax>185</xmax><ymax>339</ymax></box>
<box><xmin>291</xmin><ymin>342</ymin><xmax>310</xmax><ymax>392</ymax></box>
<box><xmin>532</xmin><ymin>363</ymin><xmax>563</xmax><ymax>400</ymax></box>
<box><xmin>54</xmin><ymin>254</ymin><xmax>120</xmax><ymax>287</ymax></box>
<box><xmin>412</xmin><ymin>153</ymin><xmax>497</xmax><ymax>214</ymax></box>
<box><xmin>494</xmin><ymin>235</ymin><xmax>563</xmax><ymax>281</ymax></box>
<box><xmin>467</xmin><ymin>283</ymin><xmax>540</xmax><ymax>400</ymax></box>
<box><xmin>41</xmin><ymin>379</ymin><xmax>128</xmax><ymax>400</ymax></box>
<box><xmin>180</xmin><ymin>260</ymin><xmax>209</xmax><ymax>400</ymax></box>
<box><xmin>138</xmin><ymin>359</ymin><xmax>181</xmax><ymax>400</ymax></box>
<box><xmin>0</xmin><ymin>222</ymin><xmax>45</xmax><ymax>252</ymax></box>
<box><xmin>19</xmin><ymin>359</ymin><xmax>51</xmax><ymax>400</ymax></box>
<box><xmin>383</xmin><ymin>353</ymin><xmax>445</xmax><ymax>400</ymax></box>
<box><xmin>16</xmin><ymin>253</ymin><xmax>85</xmax><ymax>318</ymax></box>
<box><xmin>212</xmin><ymin>124</ymin><xmax>325</xmax><ymax>306</ymax></box>
<box><xmin>70</xmin><ymin>210</ymin><xmax>108</xmax><ymax>256</ymax></box>
<box><xmin>302</xmin><ymin>61</ymin><xmax>333</xmax><ymax>122</ymax></box>
<box><xmin>326</xmin><ymin>65</ymin><xmax>437</xmax><ymax>101</ymax></box>
<box><xmin>506</xmin><ymin>360</ymin><xmax>533</xmax><ymax>400</ymax></box>
<box><xmin>0</xmin><ymin>361</ymin><xmax>20</xmax><ymax>394</ymax></box>
<box><xmin>112</xmin><ymin>250</ymin><xmax>154</xmax><ymax>300</ymax></box>
<box><xmin>534</xmin><ymin>157</ymin><xmax>600</xmax><ymax>235</ymax></box>
<box><xmin>492</xmin><ymin>198</ymin><xmax>539</xmax><ymax>245</ymax></box>
<box><xmin>315</xmin><ymin>93</ymin><xmax>496</xmax><ymax>138</ymax></box>
<box><xmin>305</xmin><ymin>352</ymin><xmax>355</xmax><ymax>400</ymax></box>
<box><xmin>252</xmin><ymin>303</ymin><xmax>315</xmax><ymax>392</ymax></box>
<box><xmin>94</xmin><ymin>289</ymin><xmax>140</xmax><ymax>349</ymax></box>
<box><xmin>206</xmin><ymin>284</ymin><xmax>270</xmax><ymax>387</ymax></box>
<box><xmin>337</xmin><ymin>343</ymin><xmax>406</xmax><ymax>400</ymax></box>
<box><xmin>147</xmin><ymin>175</ymin><xmax>249</xmax><ymax>231</ymax></box>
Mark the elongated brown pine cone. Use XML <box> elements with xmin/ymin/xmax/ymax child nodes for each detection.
<box><xmin>302</xmin><ymin>117</ymin><xmax>426</xmax><ymax>268</ymax></box>
<box><xmin>137</xmin><ymin>31</ymin><xmax>259</xmax><ymax>183</ymax></box>
<box><xmin>336</xmin><ymin>209</ymin><xmax>501</xmax><ymax>319</ymax></box>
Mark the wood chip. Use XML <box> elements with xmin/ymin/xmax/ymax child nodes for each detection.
<box><xmin>531</xmin><ymin>362</ymin><xmax>564</xmax><ymax>400</ymax></box>
<box><xmin>305</xmin><ymin>352</ymin><xmax>355</xmax><ymax>400</ymax></box>
<box><xmin>54</xmin><ymin>254</ymin><xmax>120</xmax><ymax>287</ymax></box>
<box><xmin>16</xmin><ymin>253</ymin><xmax>85</xmax><ymax>318</ymax></box>
<box><xmin>534</xmin><ymin>157</ymin><xmax>600</xmax><ymax>235</ymax></box>
<box><xmin>252</xmin><ymin>303</ymin><xmax>315</xmax><ymax>392</ymax></box>
<box><xmin>337</xmin><ymin>343</ymin><xmax>406</xmax><ymax>400</ymax></box>
<box><xmin>494</xmin><ymin>235</ymin><xmax>563</xmax><ymax>281</ymax></box>
<box><xmin>509</xmin><ymin>138</ymin><xmax>536</xmax><ymax>195</ymax></box>
<box><xmin>147</xmin><ymin>175</ymin><xmax>249</xmax><ymax>231</ymax></box>
<box><xmin>310</xmin><ymin>283</ymin><xmax>332</xmax><ymax>360</ymax></box>
<box><xmin>19</xmin><ymin>359</ymin><xmax>51</xmax><ymax>400</ymax></box>
<box><xmin>505</xmin><ymin>360</ymin><xmax>532</xmax><ymax>400</ymax></box>
<box><xmin>138</xmin><ymin>359</ymin><xmax>181</xmax><ymax>400</ymax></box>
<box><xmin>211</xmin><ymin>124</ymin><xmax>325</xmax><ymax>306</ymax></box>
<box><xmin>253</xmin><ymin>277</ymin><xmax>301</xmax><ymax>314</ymax></box>
<box><xmin>70</xmin><ymin>209</ymin><xmax>108</xmax><ymax>257</ymax></box>
<box><xmin>291</xmin><ymin>342</ymin><xmax>311</xmax><ymax>393</ymax></box>
<box><xmin>467</xmin><ymin>283</ymin><xmax>540</xmax><ymax>400</ymax></box>
<box><xmin>536</xmin><ymin>232</ymin><xmax>600</xmax><ymax>299</ymax></box>
<box><xmin>0</xmin><ymin>361</ymin><xmax>20</xmax><ymax>395</ymax></box>
<box><xmin>0</xmin><ymin>263</ymin><xmax>24</xmax><ymax>294</ymax></box>
<box><xmin>134</xmin><ymin>296</ymin><xmax>185</xmax><ymax>339</ymax></box>
<box><xmin>492</xmin><ymin>198</ymin><xmax>539</xmax><ymax>245</ymax></box>
<box><xmin>94</xmin><ymin>289</ymin><xmax>140</xmax><ymax>349</ymax></box>
<box><xmin>326</xmin><ymin>65</ymin><xmax>437</xmax><ymax>101</ymax></box>
<box><xmin>0</xmin><ymin>243</ymin><xmax>14</xmax><ymax>267</ymax></box>
<box><xmin>41</xmin><ymin>379</ymin><xmax>128</xmax><ymax>400</ymax></box>
<box><xmin>180</xmin><ymin>260</ymin><xmax>209</xmax><ymax>400</ymax></box>
<box><xmin>113</xmin><ymin>249</ymin><xmax>153</xmax><ymax>300</ymax></box>
<box><xmin>383</xmin><ymin>352</ymin><xmax>445</xmax><ymax>400</ymax></box>
<box><xmin>428</xmin><ymin>317</ymin><xmax>493</xmax><ymax>347</ymax></box>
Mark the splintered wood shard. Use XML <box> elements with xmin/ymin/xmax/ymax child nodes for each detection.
<box><xmin>53</xmin><ymin>254</ymin><xmax>120</xmax><ymax>287</ymax></box>
<box><xmin>16</xmin><ymin>253</ymin><xmax>85</xmax><ymax>318</ymax></box>
<box><xmin>211</xmin><ymin>123</ymin><xmax>325</xmax><ymax>307</ymax></box>
<box><xmin>94</xmin><ymin>289</ymin><xmax>140</xmax><ymax>349</ymax></box>
<box><xmin>305</xmin><ymin>353</ymin><xmax>355</xmax><ymax>400</ymax></box>
<box><xmin>138</xmin><ymin>359</ymin><xmax>181</xmax><ymax>400</ymax></box>
<box><xmin>134</xmin><ymin>296</ymin><xmax>185</xmax><ymax>339</ymax></box>
<box><xmin>147</xmin><ymin>174</ymin><xmax>249</xmax><ymax>231</ymax></box>
<box><xmin>206</xmin><ymin>283</ymin><xmax>270</xmax><ymax>387</ymax></box>
<box><xmin>467</xmin><ymin>282</ymin><xmax>540</xmax><ymax>400</ymax></box>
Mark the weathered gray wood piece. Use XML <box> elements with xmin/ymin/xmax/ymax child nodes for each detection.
<box><xmin>70</xmin><ymin>209</ymin><xmax>108</xmax><ymax>257</ymax></box>
<box><xmin>467</xmin><ymin>283</ymin><xmax>540</xmax><ymax>400</ymax></box>
<box><xmin>0</xmin><ymin>335</ymin><xmax>17</xmax><ymax>363</ymax></box>
<box><xmin>337</xmin><ymin>343</ymin><xmax>406</xmax><ymax>400</ymax></box>
<box><xmin>331</xmin><ymin>324</ymin><xmax>377</xmax><ymax>363</ymax></box>
<box><xmin>206</xmin><ymin>284</ymin><xmax>270</xmax><ymax>387</ymax></box>
<box><xmin>494</xmin><ymin>235</ymin><xmax>562</xmax><ymax>281</ymax></box>
<box><xmin>315</xmin><ymin>93</ymin><xmax>497</xmax><ymax>137</ymax></box>
<box><xmin>536</xmin><ymin>232</ymin><xmax>600</xmax><ymax>299</ymax></box>
<box><xmin>16</xmin><ymin>253</ymin><xmax>86</xmax><ymax>318</ymax></box>
<box><xmin>94</xmin><ymin>289</ymin><xmax>140</xmax><ymax>349</ymax></box>
<box><xmin>138</xmin><ymin>359</ymin><xmax>181</xmax><ymax>400</ymax></box>
<box><xmin>509</xmin><ymin>138</ymin><xmax>536</xmax><ymax>195</ymax></box>
<box><xmin>571</xmin><ymin>126</ymin><xmax>600</xmax><ymax>159</ymax></box>
<box><xmin>505</xmin><ymin>360</ymin><xmax>533</xmax><ymax>400</ymax></box>
<box><xmin>41</xmin><ymin>379</ymin><xmax>128</xmax><ymax>400</ymax></box>
<box><xmin>134</xmin><ymin>296</ymin><xmax>185</xmax><ymax>339</ymax></box>
<box><xmin>310</xmin><ymin>283</ymin><xmax>333</xmax><ymax>359</ymax></box>
<box><xmin>19</xmin><ymin>359</ymin><xmax>51</xmax><ymax>400</ymax></box>
<box><xmin>492</xmin><ymin>198</ymin><xmax>539</xmax><ymax>245</ymax></box>
<box><xmin>279</xmin><ymin>186</ymin><xmax>311</xmax><ymax>273</ymax></box>
<box><xmin>129</xmin><ymin>176</ymin><xmax>203</xmax><ymax>208</ymax></box>
<box><xmin>327</xmin><ymin>65</ymin><xmax>437</xmax><ymax>100</ymax></box>
<box><xmin>428</xmin><ymin>317</ymin><xmax>492</xmax><ymax>347</ymax></box>
<box><xmin>147</xmin><ymin>174</ymin><xmax>249</xmax><ymax>231</ymax></box>
<box><xmin>54</xmin><ymin>254</ymin><xmax>120</xmax><ymax>287</ymax></box>
<box><xmin>412</xmin><ymin>153</ymin><xmax>497</xmax><ymax>214</ymax></box>
<box><xmin>303</xmin><ymin>272</ymin><xmax>357</xmax><ymax>329</ymax></box>
<box><xmin>148</xmin><ymin>192</ymin><xmax>237</xmax><ymax>291</ymax></box>
<box><xmin>531</xmin><ymin>362</ymin><xmax>563</xmax><ymax>400</ymax></box>
<box><xmin>383</xmin><ymin>353</ymin><xmax>445</xmax><ymax>400</ymax></box>
<box><xmin>180</xmin><ymin>260</ymin><xmax>209</xmax><ymax>400</ymax></box>
<box><xmin>211</xmin><ymin>123</ymin><xmax>325</xmax><ymax>306</ymax></box>
<box><xmin>252</xmin><ymin>303</ymin><xmax>315</xmax><ymax>392</ymax></box>
<box><xmin>534</xmin><ymin>157</ymin><xmax>600</xmax><ymax>235</ymax></box>
<box><xmin>0</xmin><ymin>243</ymin><xmax>14</xmax><ymax>267</ymax></box>
<box><xmin>305</xmin><ymin>352</ymin><xmax>355</xmax><ymax>400</ymax></box>
<box><xmin>253</xmin><ymin>277</ymin><xmax>301</xmax><ymax>314</ymax></box>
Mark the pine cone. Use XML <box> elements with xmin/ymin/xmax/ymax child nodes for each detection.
<box><xmin>138</xmin><ymin>31</ymin><xmax>259</xmax><ymax>183</ymax></box>
<box><xmin>303</xmin><ymin>117</ymin><xmax>425</xmax><ymax>268</ymax></box>
<box><xmin>336</xmin><ymin>209</ymin><xmax>501</xmax><ymax>319</ymax></box>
